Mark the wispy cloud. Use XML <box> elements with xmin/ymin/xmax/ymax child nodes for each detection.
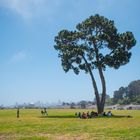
<box><xmin>0</xmin><ymin>0</ymin><xmax>114</xmax><ymax>23</ymax></box>
<box><xmin>11</xmin><ymin>51</ymin><xmax>27</xmax><ymax>63</ymax></box>
<box><xmin>0</xmin><ymin>0</ymin><xmax>62</xmax><ymax>22</ymax></box>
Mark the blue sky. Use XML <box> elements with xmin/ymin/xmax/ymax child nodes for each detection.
<box><xmin>0</xmin><ymin>0</ymin><xmax>140</xmax><ymax>106</ymax></box>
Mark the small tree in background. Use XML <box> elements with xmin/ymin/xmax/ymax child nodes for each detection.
<box><xmin>54</xmin><ymin>14</ymin><xmax>136</xmax><ymax>114</ymax></box>
<box><xmin>113</xmin><ymin>80</ymin><xmax>140</xmax><ymax>105</ymax></box>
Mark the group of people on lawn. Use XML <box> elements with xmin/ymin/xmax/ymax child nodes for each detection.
<box><xmin>75</xmin><ymin>111</ymin><xmax>112</xmax><ymax>119</ymax></box>
<box><xmin>17</xmin><ymin>108</ymin><xmax>112</xmax><ymax>119</ymax></box>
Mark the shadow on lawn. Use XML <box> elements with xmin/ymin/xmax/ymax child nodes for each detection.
<box><xmin>40</xmin><ymin>115</ymin><xmax>76</xmax><ymax>118</ymax></box>
<box><xmin>39</xmin><ymin>115</ymin><xmax>132</xmax><ymax>119</ymax></box>
<box><xmin>111</xmin><ymin>115</ymin><xmax>133</xmax><ymax>118</ymax></box>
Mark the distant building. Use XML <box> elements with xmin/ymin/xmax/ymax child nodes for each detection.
<box><xmin>105</xmin><ymin>104</ymin><xmax>140</xmax><ymax>110</ymax></box>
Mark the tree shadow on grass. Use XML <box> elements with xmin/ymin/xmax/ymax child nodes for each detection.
<box><xmin>39</xmin><ymin>115</ymin><xmax>132</xmax><ymax>119</ymax></box>
<box><xmin>94</xmin><ymin>115</ymin><xmax>133</xmax><ymax>119</ymax></box>
<box><xmin>111</xmin><ymin>115</ymin><xmax>133</xmax><ymax>118</ymax></box>
<box><xmin>39</xmin><ymin>115</ymin><xmax>76</xmax><ymax>119</ymax></box>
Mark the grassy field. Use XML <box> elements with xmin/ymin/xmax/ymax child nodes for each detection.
<box><xmin>0</xmin><ymin>109</ymin><xmax>140</xmax><ymax>140</ymax></box>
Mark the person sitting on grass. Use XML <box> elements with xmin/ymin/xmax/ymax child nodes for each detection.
<box><xmin>94</xmin><ymin>112</ymin><xmax>98</xmax><ymax>117</ymax></box>
<box><xmin>107</xmin><ymin>111</ymin><xmax>112</xmax><ymax>117</ymax></box>
<box><xmin>90</xmin><ymin>111</ymin><xmax>95</xmax><ymax>118</ymax></box>
<box><xmin>102</xmin><ymin>112</ymin><xmax>107</xmax><ymax>116</ymax></box>
<box><xmin>78</xmin><ymin>112</ymin><xmax>81</xmax><ymax>118</ymax></box>
<box><xmin>82</xmin><ymin>112</ymin><xmax>87</xmax><ymax>119</ymax></box>
<box><xmin>87</xmin><ymin>111</ymin><xmax>90</xmax><ymax>118</ymax></box>
<box><xmin>75</xmin><ymin>112</ymin><xmax>78</xmax><ymax>117</ymax></box>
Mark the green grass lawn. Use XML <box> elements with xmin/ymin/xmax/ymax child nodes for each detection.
<box><xmin>0</xmin><ymin>109</ymin><xmax>140</xmax><ymax>140</ymax></box>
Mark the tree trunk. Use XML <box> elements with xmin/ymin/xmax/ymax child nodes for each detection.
<box><xmin>90</xmin><ymin>71</ymin><xmax>106</xmax><ymax>114</ymax></box>
<box><xmin>82</xmin><ymin>55</ymin><xmax>101</xmax><ymax>113</ymax></box>
<box><xmin>93</xmin><ymin>43</ymin><xmax>106</xmax><ymax>114</ymax></box>
<box><xmin>97</xmin><ymin>102</ymin><xmax>104</xmax><ymax>114</ymax></box>
<box><xmin>98</xmin><ymin>68</ymin><xmax>106</xmax><ymax>114</ymax></box>
<box><xmin>82</xmin><ymin>55</ymin><xmax>107</xmax><ymax>114</ymax></box>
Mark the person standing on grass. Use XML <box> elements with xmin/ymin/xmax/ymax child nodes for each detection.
<box><xmin>44</xmin><ymin>108</ymin><xmax>48</xmax><ymax>116</ymax></box>
<box><xmin>17</xmin><ymin>108</ymin><xmax>19</xmax><ymax>118</ymax></box>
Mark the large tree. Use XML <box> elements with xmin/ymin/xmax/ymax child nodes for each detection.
<box><xmin>54</xmin><ymin>14</ymin><xmax>136</xmax><ymax>114</ymax></box>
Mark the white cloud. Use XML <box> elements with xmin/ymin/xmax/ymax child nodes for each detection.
<box><xmin>0</xmin><ymin>0</ymin><xmax>115</xmax><ymax>23</ymax></box>
<box><xmin>0</xmin><ymin>0</ymin><xmax>47</xmax><ymax>21</ymax></box>
<box><xmin>11</xmin><ymin>51</ymin><xmax>27</xmax><ymax>63</ymax></box>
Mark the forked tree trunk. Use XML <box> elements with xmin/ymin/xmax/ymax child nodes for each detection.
<box><xmin>94</xmin><ymin>44</ymin><xmax>106</xmax><ymax>114</ymax></box>
<box><xmin>82</xmin><ymin>55</ymin><xmax>106</xmax><ymax>114</ymax></box>
<box><xmin>95</xmin><ymin>69</ymin><xmax>106</xmax><ymax>114</ymax></box>
<box><xmin>92</xmin><ymin>84</ymin><xmax>106</xmax><ymax>114</ymax></box>
<box><xmin>98</xmin><ymin>67</ymin><xmax>106</xmax><ymax>114</ymax></box>
<box><xmin>90</xmin><ymin>78</ymin><xmax>106</xmax><ymax>114</ymax></box>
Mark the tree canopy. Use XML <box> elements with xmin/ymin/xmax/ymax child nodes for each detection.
<box><xmin>55</xmin><ymin>14</ymin><xmax>136</xmax><ymax>73</ymax></box>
